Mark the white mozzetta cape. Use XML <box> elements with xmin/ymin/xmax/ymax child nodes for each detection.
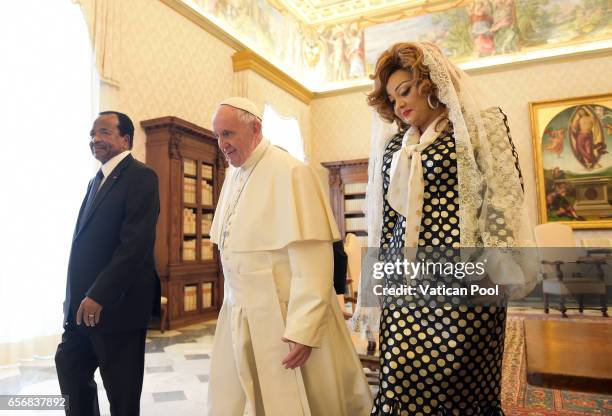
<box><xmin>211</xmin><ymin>140</ymin><xmax>340</xmax><ymax>251</ymax></box>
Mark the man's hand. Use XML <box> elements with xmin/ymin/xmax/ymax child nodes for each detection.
<box><xmin>281</xmin><ymin>337</ymin><xmax>312</xmax><ymax>369</ymax></box>
<box><xmin>76</xmin><ymin>297</ymin><xmax>103</xmax><ymax>327</ymax></box>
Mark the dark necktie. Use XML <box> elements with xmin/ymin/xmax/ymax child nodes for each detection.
<box><xmin>78</xmin><ymin>169</ymin><xmax>104</xmax><ymax>230</ymax></box>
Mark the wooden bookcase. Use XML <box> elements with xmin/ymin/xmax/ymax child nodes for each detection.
<box><xmin>142</xmin><ymin>116</ymin><xmax>226</xmax><ymax>329</ymax></box>
<box><xmin>322</xmin><ymin>158</ymin><xmax>369</xmax><ymax>245</ymax></box>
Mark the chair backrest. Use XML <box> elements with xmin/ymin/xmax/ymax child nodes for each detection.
<box><xmin>344</xmin><ymin>233</ymin><xmax>362</xmax><ymax>295</ymax></box>
<box><xmin>534</xmin><ymin>223</ymin><xmax>574</xmax><ymax>247</ymax></box>
<box><xmin>534</xmin><ymin>222</ymin><xmax>581</xmax><ymax>264</ymax></box>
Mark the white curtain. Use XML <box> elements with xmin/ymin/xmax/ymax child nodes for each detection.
<box><xmin>262</xmin><ymin>105</ymin><xmax>305</xmax><ymax>162</ymax></box>
<box><xmin>0</xmin><ymin>0</ymin><xmax>98</xmax><ymax>365</ymax></box>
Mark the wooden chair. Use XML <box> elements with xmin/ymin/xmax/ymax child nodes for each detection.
<box><xmin>534</xmin><ymin>223</ymin><xmax>608</xmax><ymax>317</ymax></box>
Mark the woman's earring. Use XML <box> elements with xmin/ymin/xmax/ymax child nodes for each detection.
<box><xmin>427</xmin><ymin>94</ymin><xmax>439</xmax><ymax>109</ymax></box>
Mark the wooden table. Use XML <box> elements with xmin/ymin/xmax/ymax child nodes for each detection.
<box><xmin>524</xmin><ymin>319</ymin><xmax>612</xmax><ymax>394</ymax></box>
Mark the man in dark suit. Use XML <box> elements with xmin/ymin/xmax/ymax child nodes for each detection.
<box><xmin>55</xmin><ymin>111</ymin><xmax>161</xmax><ymax>416</ymax></box>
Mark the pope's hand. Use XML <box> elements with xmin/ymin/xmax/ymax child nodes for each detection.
<box><xmin>76</xmin><ymin>296</ymin><xmax>103</xmax><ymax>327</ymax></box>
<box><xmin>281</xmin><ymin>337</ymin><xmax>312</xmax><ymax>369</ymax></box>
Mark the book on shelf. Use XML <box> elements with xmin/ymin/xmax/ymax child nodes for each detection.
<box><xmin>345</xmin><ymin>217</ymin><xmax>366</xmax><ymax>232</ymax></box>
<box><xmin>357</xmin><ymin>235</ymin><xmax>368</xmax><ymax>247</ymax></box>
<box><xmin>201</xmin><ymin>238</ymin><xmax>214</xmax><ymax>260</ymax></box>
<box><xmin>184</xmin><ymin>178</ymin><xmax>197</xmax><ymax>204</ymax></box>
<box><xmin>344</xmin><ymin>182</ymin><xmax>367</xmax><ymax>195</ymax></box>
<box><xmin>201</xmin><ymin>182</ymin><xmax>213</xmax><ymax>205</ymax></box>
<box><xmin>183</xmin><ymin>159</ymin><xmax>197</xmax><ymax>176</ymax></box>
<box><xmin>344</xmin><ymin>198</ymin><xmax>365</xmax><ymax>213</ymax></box>
<box><xmin>183</xmin><ymin>239</ymin><xmax>196</xmax><ymax>261</ymax></box>
<box><xmin>184</xmin><ymin>285</ymin><xmax>197</xmax><ymax>312</ymax></box>
<box><xmin>201</xmin><ymin>163</ymin><xmax>214</xmax><ymax>180</ymax></box>
<box><xmin>202</xmin><ymin>283</ymin><xmax>213</xmax><ymax>308</ymax></box>
<box><xmin>201</xmin><ymin>213</ymin><xmax>213</xmax><ymax>235</ymax></box>
<box><xmin>183</xmin><ymin>208</ymin><xmax>196</xmax><ymax>235</ymax></box>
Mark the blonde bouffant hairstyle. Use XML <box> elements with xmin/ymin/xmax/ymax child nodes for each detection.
<box><xmin>366</xmin><ymin>42</ymin><xmax>442</xmax><ymax>130</ymax></box>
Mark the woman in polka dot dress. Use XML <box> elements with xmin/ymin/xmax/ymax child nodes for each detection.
<box><xmin>357</xmin><ymin>42</ymin><xmax>531</xmax><ymax>415</ymax></box>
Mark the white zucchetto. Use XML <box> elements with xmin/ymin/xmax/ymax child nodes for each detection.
<box><xmin>219</xmin><ymin>97</ymin><xmax>263</xmax><ymax>120</ymax></box>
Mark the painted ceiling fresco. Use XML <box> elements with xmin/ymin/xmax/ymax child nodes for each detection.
<box><xmin>271</xmin><ymin>0</ymin><xmax>422</xmax><ymax>24</ymax></box>
<box><xmin>187</xmin><ymin>0</ymin><xmax>611</xmax><ymax>91</ymax></box>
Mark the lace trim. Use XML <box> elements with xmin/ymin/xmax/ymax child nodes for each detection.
<box><xmin>357</xmin><ymin>43</ymin><xmax>538</xmax><ymax>334</ymax></box>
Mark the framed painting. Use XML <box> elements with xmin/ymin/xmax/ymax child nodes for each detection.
<box><xmin>531</xmin><ymin>93</ymin><xmax>612</xmax><ymax>228</ymax></box>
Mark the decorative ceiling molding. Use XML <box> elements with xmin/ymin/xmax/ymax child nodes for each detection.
<box><xmin>232</xmin><ymin>51</ymin><xmax>315</xmax><ymax>104</ymax></box>
<box><xmin>314</xmin><ymin>84</ymin><xmax>371</xmax><ymax>99</ymax></box>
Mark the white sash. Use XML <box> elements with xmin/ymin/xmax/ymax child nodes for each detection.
<box><xmin>387</xmin><ymin>117</ymin><xmax>447</xmax><ymax>247</ymax></box>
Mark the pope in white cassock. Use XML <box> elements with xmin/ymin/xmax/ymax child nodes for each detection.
<box><xmin>207</xmin><ymin>97</ymin><xmax>372</xmax><ymax>416</ymax></box>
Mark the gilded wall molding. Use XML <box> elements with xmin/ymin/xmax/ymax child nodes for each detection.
<box><xmin>232</xmin><ymin>51</ymin><xmax>314</xmax><ymax>104</ymax></box>
<box><xmin>314</xmin><ymin>85</ymin><xmax>372</xmax><ymax>99</ymax></box>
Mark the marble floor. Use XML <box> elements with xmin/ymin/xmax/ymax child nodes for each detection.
<box><xmin>0</xmin><ymin>307</ymin><xmax>606</xmax><ymax>415</ymax></box>
<box><xmin>0</xmin><ymin>321</ymin><xmax>218</xmax><ymax>416</ymax></box>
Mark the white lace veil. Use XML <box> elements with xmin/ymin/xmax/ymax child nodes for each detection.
<box><xmin>352</xmin><ymin>42</ymin><xmax>537</xmax><ymax>335</ymax></box>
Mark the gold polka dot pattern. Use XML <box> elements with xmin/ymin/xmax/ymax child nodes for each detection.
<box><xmin>372</xmin><ymin>129</ymin><xmax>506</xmax><ymax>415</ymax></box>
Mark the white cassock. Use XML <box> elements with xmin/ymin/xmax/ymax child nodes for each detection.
<box><xmin>208</xmin><ymin>139</ymin><xmax>372</xmax><ymax>416</ymax></box>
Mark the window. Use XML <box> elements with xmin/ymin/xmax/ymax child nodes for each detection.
<box><xmin>0</xmin><ymin>0</ymin><xmax>98</xmax><ymax>363</ymax></box>
<box><xmin>262</xmin><ymin>105</ymin><xmax>305</xmax><ymax>162</ymax></box>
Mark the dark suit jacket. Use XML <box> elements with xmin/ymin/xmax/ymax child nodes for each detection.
<box><xmin>63</xmin><ymin>154</ymin><xmax>161</xmax><ymax>332</ymax></box>
<box><xmin>333</xmin><ymin>240</ymin><xmax>348</xmax><ymax>295</ymax></box>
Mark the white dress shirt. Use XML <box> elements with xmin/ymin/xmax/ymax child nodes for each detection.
<box><xmin>99</xmin><ymin>150</ymin><xmax>131</xmax><ymax>187</ymax></box>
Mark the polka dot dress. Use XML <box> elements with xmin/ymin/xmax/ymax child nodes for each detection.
<box><xmin>372</xmin><ymin>129</ymin><xmax>507</xmax><ymax>416</ymax></box>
